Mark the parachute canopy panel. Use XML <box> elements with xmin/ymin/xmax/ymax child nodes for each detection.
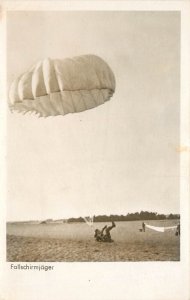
<box><xmin>9</xmin><ymin>55</ymin><xmax>116</xmax><ymax>117</ymax></box>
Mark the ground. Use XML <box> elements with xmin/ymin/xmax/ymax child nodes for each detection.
<box><xmin>7</xmin><ymin>220</ymin><xmax>180</xmax><ymax>262</ymax></box>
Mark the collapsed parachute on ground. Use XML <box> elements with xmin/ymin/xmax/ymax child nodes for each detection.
<box><xmin>145</xmin><ymin>223</ymin><xmax>177</xmax><ymax>233</ymax></box>
<box><xmin>9</xmin><ymin>55</ymin><xmax>116</xmax><ymax>117</ymax></box>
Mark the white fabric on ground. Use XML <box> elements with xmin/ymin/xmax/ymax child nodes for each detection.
<box><xmin>145</xmin><ymin>224</ymin><xmax>165</xmax><ymax>232</ymax></box>
<box><xmin>145</xmin><ymin>223</ymin><xmax>178</xmax><ymax>232</ymax></box>
<box><xmin>164</xmin><ymin>226</ymin><xmax>177</xmax><ymax>230</ymax></box>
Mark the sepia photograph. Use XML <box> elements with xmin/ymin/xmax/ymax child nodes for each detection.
<box><xmin>1</xmin><ymin>2</ymin><xmax>190</xmax><ymax>300</ymax></box>
<box><xmin>6</xmin><ymin>10</ymin><xmax>181</xmax><ymax>263</ymax></box>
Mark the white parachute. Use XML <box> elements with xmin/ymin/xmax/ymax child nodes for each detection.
<box><xmin>9</xmin><ymin>54</ymin><xmax>116</xmax><ymax>117</ymax></box>
<box><xmin>145</xmin><ymin>223</ymin><xmax>177</xmax><ymax>233</ymax></box>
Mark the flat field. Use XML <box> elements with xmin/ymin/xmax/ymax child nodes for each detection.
<box><xmin>7</xmin><ymin>220</ymin><xmax>180</xmax><ymax>262</ymax></box>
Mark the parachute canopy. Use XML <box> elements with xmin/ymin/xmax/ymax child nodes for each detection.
<box><xmin>145</xmin><ymin>223</ymin><xmax>177</xmax><ymax>233</ymax></box>
<box><xmin>9</xmin><ymin>55</ymin><xmax>116</xmax><ymax>117</ymax></box>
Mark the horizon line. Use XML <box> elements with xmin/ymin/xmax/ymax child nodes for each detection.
<box><xmin>7</xmin><ymin>211</ymin><xmax>180</xmax><ymax>223</ymax></box>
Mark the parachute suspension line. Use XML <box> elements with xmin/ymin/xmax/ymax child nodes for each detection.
<box><xmin>83</xmin><ymin>215</ymin><xmax>94</xmax><ymax>227</ymax></box>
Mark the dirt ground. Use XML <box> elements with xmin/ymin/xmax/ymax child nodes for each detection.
<box><xmin>7</xmin><ymin>220</ymin><xmax>180</xmax><ymax>262</ymax></box>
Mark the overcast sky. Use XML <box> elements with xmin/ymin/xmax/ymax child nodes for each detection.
<box><xmin>7</xmin><ymin>11</ymin><xmax>180</xmax><ymax>221</ymax></box>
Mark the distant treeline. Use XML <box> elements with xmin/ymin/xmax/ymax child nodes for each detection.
<box><xmin>67</xmin><ymin>211</ymin><xmax>180</xmax><ymax>223</ymax></box>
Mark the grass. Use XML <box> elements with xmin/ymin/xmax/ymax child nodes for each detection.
<box><xmin>6</xmin><ymin>220</ymin><xmax>180</xmax><ymax>262</ymax></box>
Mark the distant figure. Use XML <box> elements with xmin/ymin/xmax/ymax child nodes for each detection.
<box><xmin>142</xmin><ymin>222</ymin><xmax>146</xmax><ymax>232</ymax></box>
<box><xmin>175</xmin><ymin>223</ymin><xmax>180</xmax><ymax>236</ymax></box>
<box><xmin>94</xmin><ymin>221</ymin><xmax>116</xmax><ymax>242</ymax></box>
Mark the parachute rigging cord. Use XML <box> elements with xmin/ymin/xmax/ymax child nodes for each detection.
<box><xmin>8</xmin><ymin>55</ymin><xmax>116</xmax><ymax>225</ymax></box>
<box><xmin>83</xmin><ymin>216</ymin><xmax>94</xmax><ymax>227</ymax></box>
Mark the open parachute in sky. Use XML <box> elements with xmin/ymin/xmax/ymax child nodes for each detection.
<box><xmin>9</xmin><ymin>54</ymin><xmax>116</xmax><ymax>117</ymax></box>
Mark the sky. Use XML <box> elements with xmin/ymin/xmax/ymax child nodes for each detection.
<box><xmin>6</xmin><ymin>11</ymin><xmax>180</xmax><ymax>221</ymax></box>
